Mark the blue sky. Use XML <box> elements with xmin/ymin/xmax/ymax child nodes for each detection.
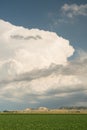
<box><xmin>0</xmin><ymin>0</ymin><xmax>87</xmax><ymax>50</ymax></box>
<box><xmin>0</xmin><ymin>0</ymin><xmax>87</xmax><ymax>110</ymax></box>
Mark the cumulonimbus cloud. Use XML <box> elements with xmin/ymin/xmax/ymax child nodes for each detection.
<box><xmin>0</xmin><ymin>19</ymin><xmax>74</xmax><ymax>76</ymax></box>
<box><xmin>0</xmin><ymin>19</ymin><xmax>87</xmax><ymax>109</ymax></box>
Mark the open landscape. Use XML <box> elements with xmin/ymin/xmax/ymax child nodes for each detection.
<box><xmin>2</xmin><ymin>106</ymin><xmax>87</xmax><ymax>114</ymax></box>
<box><xmin>0</xmin><ymin>107</ymin><xmax>87</xmax><ymax>130</ymax></box>
<box><xmin>0</xmin><ymin>113</ymin><xmax>87</xmax><ymax>130</ymax></box>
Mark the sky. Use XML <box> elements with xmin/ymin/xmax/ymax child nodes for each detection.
<box><xmin>0</xmin><ymin>0</ymin><xmax>87</xmax><ymax>110</ymax></box>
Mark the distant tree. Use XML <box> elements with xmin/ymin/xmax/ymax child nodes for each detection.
<box><xmin>3</xmin><ymin>110</ymin><xmax>9</xmax><ymax>112</ymax></box>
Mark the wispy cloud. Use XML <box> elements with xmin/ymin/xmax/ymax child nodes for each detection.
<box><xmin>61</xmin><ymin>3</ymin><xmax>87</xmax><ymax>18</ymax></box>
<box><xmin>48</xmin><ymin>3</ymin><xmax>87</xmax><ymax>28</ymax></box>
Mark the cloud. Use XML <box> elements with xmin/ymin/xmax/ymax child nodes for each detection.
<box><xmin>0</xmin><ymin>19</ymin><xmax>87</xmax><ymax>110</ymax></box>
<box><xmin>48</xmin><ymin>3</ymin><xmax>87</xmax><ymax>28</ymax></box>
<box><xmin>11</xmin><ymin>35</ymin><xmax>42</xmax><ymax>40</ymax></box>
<box><xmin>61</xmin><ymin>3</ymin><xmax>87</xmax><ymax>18</ymax></box>
<box><xmin>0</xmin><ymin>19</ymin><xmax>74</xmax><ymax>73</ymax></box>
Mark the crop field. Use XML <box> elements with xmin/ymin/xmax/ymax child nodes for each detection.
<box><xmin>0</xmin><ymin>114</ymin><xmax>87</xmax><ymax>130</ymax></box>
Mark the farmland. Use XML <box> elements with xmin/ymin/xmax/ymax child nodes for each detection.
<box><xmin>0</xmin><ymin>114</ymin><xmax>87</xmax><ymax>130</ymax></box>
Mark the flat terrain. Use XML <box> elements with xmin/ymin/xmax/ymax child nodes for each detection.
<box><xmin>0</xmin><ymin>114</ymin><xmax>87</xmax><ymax>130</ymax></box>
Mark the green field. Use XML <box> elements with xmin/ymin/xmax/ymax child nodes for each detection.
<box><xmin>0</xmin><ymin>114</ymin><xmax>87</xmax><ymax>130</ymax></box>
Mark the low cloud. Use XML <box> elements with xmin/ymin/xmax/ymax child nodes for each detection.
<box><xmin>11</xmin><ymin>35</ymin><xmax>42</xmax><ymax>40</ymax></box>
<box><xmin>0</xmin><ymin>19</ymin><xmax>87</xmax><ymax>110</ymax></box>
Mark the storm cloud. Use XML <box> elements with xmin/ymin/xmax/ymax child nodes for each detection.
<box><xmin>0</xmin><ymin>19</ymin><xmax>87</xmax><ymax>110</ymax></box>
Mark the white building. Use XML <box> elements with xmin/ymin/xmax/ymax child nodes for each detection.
<box><xmin>38</xmin><ymin>107</ymin><xmax>49</xmax><ymax>111</ymax></box>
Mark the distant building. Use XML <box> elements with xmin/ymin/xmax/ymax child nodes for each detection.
<box><xmin>24</xmin><ymin>108</ymin><xmax>32</xmax><ymax>111</ymax></box>
<box><xmin>38</xmin><ymin>107</ymin><xmax>49</xmax><ymax>111</ymax></box>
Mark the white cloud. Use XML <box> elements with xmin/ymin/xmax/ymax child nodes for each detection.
<box><xmin>0</xmin><ymin>19</ymin><xmax>74</xmax><ymax>75</ymax></box>
<box><xmin>0</xmin><ymin>19</ymin><xmax>87</xmax><ymax>109</ymax></box>
<box><xmin>61</xmin><ymin>3</ymin><xmax>87</xmax><ymax>18</ymax></box>
<box><xmin>48</xmin><ymin>3</ymin><xmax>87</xmax><ymax>28</ymax></box>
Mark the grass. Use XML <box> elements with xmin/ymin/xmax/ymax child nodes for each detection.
<box><xmin>0</xmin><ymin>114</ymin><xmax>87</xmax><ymax>130</ymax></box>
